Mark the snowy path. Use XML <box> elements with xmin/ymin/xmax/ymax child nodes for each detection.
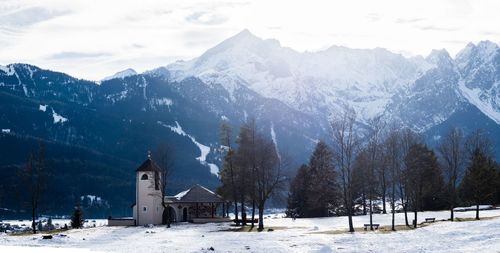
<box><xmin>1</xmin><ymin>208</ymin><xmax>499</xmax><ymax>252</ymax></box>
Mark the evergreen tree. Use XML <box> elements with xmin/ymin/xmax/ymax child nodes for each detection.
<box><xmin>287</xmin><ymin>141</ymin><xmax>340</xmax><ymax>218</ymax></box>
<box><xmin>307</xmin><ymin>141</ymin><xmax>338</xmax><ymax>217</ymax></box>
<box><xmin>405</xmin><ymin>143</ymin><xmax>444</xmax><ymax>227</ymax></box>
<box><xmin>459</xmin><ymin>148</ymin><xmax>498</xmax><ymax>220</ymax></box>
<box><xmin>287</xmin><ymin>165</ymin><xmax>310</xmax><ymax>218</ymax></box>
<box><xmin>71</xmin><ymin>205</ymin><xmax>84</xmax><ymax>229</ymax></box>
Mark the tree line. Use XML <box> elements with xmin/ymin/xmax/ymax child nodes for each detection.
<box><xmin>287</xmin><ymin>108</ymin><xmax>500</xmax><ymax>232</ymax></box>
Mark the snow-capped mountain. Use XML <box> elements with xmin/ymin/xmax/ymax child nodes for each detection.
<box><xmin>166</xmin><ymin>29</ymin><xmax>433</xmax><ymax>123</ymax></box>
<box><xmin>455</xmin><ymin>41</ymin><xmax>500</xmax><ymax>124</ymax></box>
<box><xmin>163</xmin><ymin>30</ymin><xmax>500</xmax><ymax>133</ymax></box>
<box><xmin>101</xmin><ymin>68</ymin><xmax>138</xmax><ymax>82</ymax></box>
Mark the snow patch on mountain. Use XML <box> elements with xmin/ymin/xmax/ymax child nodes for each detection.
<box><xmin>158</xmin><ymin>121</ymin><xmax>219</xmax><ymax>175</ymax></box>
<box><xmin>39</xmin><ymin>104</ymin><xmax>47</xmax><ymax>112</ymax></box>
<box><xmin>0</xmin><ymin>65</ymin><xmax>16</xmax><ymax>76</ymax></box>
<box><xmin>150</xmin><ymin>98</ymin><xmax>173</xmax><ymax>110</ymax></box>
<box><xmin>0</xmin><ymin>65</ymin><xmax>9</xmax><ymax>74</ymax></box>
<box><xmin>459</xmin><ymin>81</ymin><xmax>500</xmax><ymax>124</ymax></box>
<box><xmin>52</xmin><ymin>109</ymin><xmax>68</xmax><ymax>124</ymax></box>
<box><xmin>270</xmin><ymin>123</ymin><xmax>280</xmax><ymax>160</ymax></box>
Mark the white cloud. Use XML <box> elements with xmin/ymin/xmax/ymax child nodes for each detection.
<box><xmin>0</xmin><ymin>0</ymin><xmax>499</xmax><ymax>80</ymax></box>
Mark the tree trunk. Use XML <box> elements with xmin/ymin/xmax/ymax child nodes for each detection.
<box><xmin>391</xmin><ymin>185</ymin><xmax>396</xmax><ymax>231</ymax></box>
<box><xmin>391</xmin><ymin>200</ymin><xmax>395</xmax><ymax>231</ymax></box>
<box><xmin>449</xmin><ymin>183</ymin><xmax>455</xmax><ymax>221</ymax></box>
<box><xmin>450</xmin><ymin>206</ymin><xmax>454</xmax><ymax>221</ymax></box>
<box><xmin>251</xmin><ymin>199</ymin><xmax>256</xmax><ymax>228</ymax></box>
<box><xmin>347</xmin><ymin>210</ymin><xmax>354</xmax><ymax>232</ymax></box>
<box><xmin>347</xmin><ymin>197</ymin><xmax>354</xmax><ymax>232</ymax></box>
<box><xmin>382</xmin><ymin>193</ymin><xmax>387</xmax><ymax>214</ymax></box>
<box><xmin>258</xmin><ymin>204</ymin><xmax>265</xmax><ymax>231</ymax></box>
<box><xmin>413</xmin><ymin>209</ymin><xmax>417</xmax><ymax>228</ymax></box>
<box><xmin>240</xmin><ymin>196</ymin><xmax>247</xmax><ymax>226</ymax></box>
<box><xmin>369</xmin><ymin>198</ymin><xmax>373</xmax><ymax>230</ymax></box>
<box><xmin>31</xmin><ymin>206</ymin><xmax>37</xmax><ymax>234</ymax></box>
<box><xmin>476</xmin><ymin>203</ymin><xmax>480</xmax><ymax>220</ymax></box>
<box><xmin>403</xmin><ymin>198</ymin><xmax>409</xmax><ymax>227</ymax></box>
<box><xmin>233</xmin><ymin>200</ymin><xmax>239</xmax><ymax>225</ymax></box>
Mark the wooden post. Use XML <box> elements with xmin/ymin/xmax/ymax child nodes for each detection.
<box><xmin>211</xmin><ymin>203</ymin><xmax>214</xmax><ymax>218</ymax></box>
<box><xmin>222</xmin><ymin>203</ymin><xmax>225</xmax><ymax>218</ymax></box>
<box><xmin>196</xmin><ymin>203</ymin><xmax>199</xmax><ymax>218</ymax></box>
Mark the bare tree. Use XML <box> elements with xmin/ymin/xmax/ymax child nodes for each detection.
<box><xmin>398</xmin><ymin>129</ymin><xmax>420</xmax><ymax>226</ymax></box>
<box><xmin>331</xmin><ymin>106</ymin><xmax>359</xmax><ymax>232</ymax></box>
<box><xmin>437</xmin><ymin>127</ymin><xmax>465</xmax><ymax>221</ymax></box>
<box><xmin>383</xmin><ymin>127</ymin><xmax>401</xmax><ymax>231</ymax></box>
<box><xmin>365</xmin><ymin>116</ymin><xmax>385</xmax><ymax>230</ymax></box>
<box><xmin>218</xmin><ymin>120</ymin><xmax>240</xmax><ymax>225</ymax></box>
<box><xmin>18</xmin><ymin>142</ymin><xmax>46</xmax><ymax>234</ymax></box>
<box><xmin>234</xmin><ymin>118</ymin><xmax>258</xmax><ymax>226</ymax></box>
<box><xmin>255</xmin><ymin>134</ymin><xmax>287</xmax><ymax>231</ymax></box>
<box><xmin>153</xmin><ymin>144</ymin><xmax>174</xmax><ymax>228</ymax></box>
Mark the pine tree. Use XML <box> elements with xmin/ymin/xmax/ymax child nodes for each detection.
<box><xmin>287</xmin><ymin>141</ymin><xmax>340</xmax><ymax>218</ymax></box>
<box><xmin>307</xmin><ymin>141</ymin><xmax>338</xmax><ymax>217</ymax></box>
<box><xmin>405</xmin><ymin>143</ymin><xmax>444</xmax><ymax>227</ymax></box>
<box><xmin>459</xmin><ymin>148</ymin><xmax>497</xmax><ymax>220</ymax></box>
<box><xmin>287</xmin><ymin>165</ymin><xmax>310</xmax><ymax>218</ymax></box>
<box><xmin>71</xmin><ymin>205</ymin><xmax>84</xmax><ymax>229</ymax></box>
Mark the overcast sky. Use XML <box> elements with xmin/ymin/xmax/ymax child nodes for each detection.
<box><xmin>1</xmin><ymin>0</ymin><xmax>499</xmax><ymax>80</ymax></box>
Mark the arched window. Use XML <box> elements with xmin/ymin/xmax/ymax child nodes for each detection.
<box><xmin>141</xmin><ymin>174</ymin><xmax>148</xmax><ymax>180</ymax></box>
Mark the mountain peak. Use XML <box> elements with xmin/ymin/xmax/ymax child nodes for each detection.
<box><xmin>193</xmin><ymin>29</ymin><xmax>282</xmax><ymax>67</ymax></box>
<box><xmin>426</xmin><ymin>49</ymin><xmax>452</xmax><ymax>65</ymax></box>
<box><xmin>102</xmin><ymin>68</ymin><xmax>137</xmax><ymax>81</ymax></box>
<box><xmin>456</xmin><ymin>40</ymin><xmax>498</xmax><ymax>66</ymax></box>
<box><xmin>477</xmin><ymin>40</ymin><xmax>498</xmax><ymax>48</ymax></box>
<box><xmin>233</xmin><ymin>29</ymin><xmax>253</xmax><ymax>38</ymax></box>
<box><xmin>218</xmin><ymin>29</ymin><xmax>261</xmax><ymax>47</ymax></box>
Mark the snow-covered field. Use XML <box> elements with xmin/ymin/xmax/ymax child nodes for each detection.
<box><xmin>1</xmin><ymin>208</ymin><xmax>499</xmax><ymax>253</ymax></box>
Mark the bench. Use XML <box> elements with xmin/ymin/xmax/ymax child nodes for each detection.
<box><xmin>363</xmin><ymin>224</ymin><xmax>380</xmax><ymax>230</ymax></box>
<box><xmin>425</xmin><ymin>218</ymin><xmax>435</xmax><ymax>223</ymax></box>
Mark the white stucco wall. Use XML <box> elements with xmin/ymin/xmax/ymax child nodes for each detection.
<box><xmin>136</xmin><ymin>171</ymin><xmax>163</xmax><ymax>226</ymax></box>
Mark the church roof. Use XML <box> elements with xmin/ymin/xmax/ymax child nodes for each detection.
<box><xmin>136</xmin><ymin>158</ymin><xmax>161</xmax><ymax>172</ymax></box>
<box><xmin>168</xmin><ymin>184</ymin><xmax>224</xmax><ymax>203</ymax></box>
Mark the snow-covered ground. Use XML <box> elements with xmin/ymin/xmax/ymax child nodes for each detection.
<box><xmin>1</xmin><ymin>208</ymin><xmax>499</xmax><ymax>252</ymax></box>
